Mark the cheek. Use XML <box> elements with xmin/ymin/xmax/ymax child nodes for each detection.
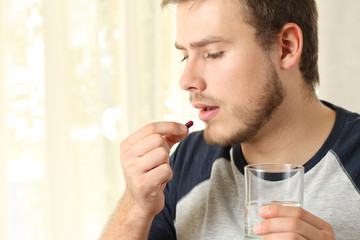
<box><xmin>216</xmin><ymin>62</ymin><xmax>258</xmax><ymax>99</ymax></box>
<box><xmin>203</xmin><ymin>51</ymin><xmax>268</xmax><ymax>99</ymax></box>
<box><xmin>229</xmin><ymin>54</ymin><xmax>268</xmax><ymax>89</ymax></box>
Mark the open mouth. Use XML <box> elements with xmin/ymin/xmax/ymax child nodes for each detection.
<box><xmin>198</xmin><ymin>106</ymin><xmax>220</xmax><ymax>121</ymax></box>
<box><xmin>191</xmin><ymin>102</ymin><xmax>220</xmax><ymax>121</ymax></box>
<box><xmin>203</xmin><ymin>107</ymin><xmax>218</xmax><ymax>111</ymax></box>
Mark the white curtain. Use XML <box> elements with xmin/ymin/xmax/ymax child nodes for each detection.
<box><xmin>0</xmin><ymin>0</ymin><xmax>197</xmax><ymax>239</ymax></box>
<box><xmin>0</xmin><ymin>0</ymin><xmax>359</xmax><ymax>240</ymax></box>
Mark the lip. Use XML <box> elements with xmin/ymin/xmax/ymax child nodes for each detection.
<box><xmin>192</xmin><ymin>102</ymin><xmax>220</xmax><ymax>122</ymax></box>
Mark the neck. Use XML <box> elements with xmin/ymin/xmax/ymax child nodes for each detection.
<box><xmin>241</xmin><ymin>95</ymin><xmax>336</xmax><ymax>166</ymax></box>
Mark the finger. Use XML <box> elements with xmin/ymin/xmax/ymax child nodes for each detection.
<box><xmin>121</xmin><ymin>122</ymin><xmax>188</xmax><ymax>152</ymax></box>
<box><xmin>263</xmin><ymin>232</ymin><xmax>307</xmax><ymax>240</ymax></box>
<box><xmin>123</xmin><ymin>134</ymin><xmax>170</xmax><ymax>159</ymax></box>
<box><xmin>122</xmin><ymin>147</ymin><xmax>170</xmax><ymax>178</ymax></box>
<box><xmin>259</xmin><ymin>205</ymin><xmax>332</xmax><ymax>231</ymax></box>
<box><xmin>145</xmin><ymin>162</ymin><xmax>173</xmax><ymax>186</ymax></box>
<box><xmin>123</xmin><ymin>161</ymin><xmax>171</xmax><ymax>197</ymax></box>
<box><xmin>164</xmin><ymin>132</ymin><xmax>189</xmax><ymax>148</ymax></box>
<box><xmin>254</xmin><ymin>217</ymin><xmax>324</xmax><ymax>240</ymax></box>
<box><xmin>140</xmin><ymin>147</ymin><xmax>170</xmax><ymax>172</ymax></box>
<box><xmin>124</xmin><ymin>122</ymin><xmax>187</xmax><ymax>146</ymax></box>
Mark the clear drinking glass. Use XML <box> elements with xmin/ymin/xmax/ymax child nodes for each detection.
<box><xmin>244</xmin><ymin>163</ymin><xmax>304</xmax><ymax>239</ymax></box>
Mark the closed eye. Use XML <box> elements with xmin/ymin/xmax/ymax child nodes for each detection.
<box><xmin>206</xmin><ymin>52</ymin><xmax>224</xmax><ymax>59</ymax></box>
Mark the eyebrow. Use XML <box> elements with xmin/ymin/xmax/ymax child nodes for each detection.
<box><xmin>175</xmin><ymin>36</ymin><xmax>230</xmax><ymax>50</ymax></box>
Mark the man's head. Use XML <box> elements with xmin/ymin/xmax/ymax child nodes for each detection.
<box><xmin>165</xmin><ymin>0</ymin><xmax>317</xmax><ymax>146</ymax></box>
<box><xmin>162</xmin><ymin>0</ymin><xmax>319</xmax><ymax>90</ymax></box>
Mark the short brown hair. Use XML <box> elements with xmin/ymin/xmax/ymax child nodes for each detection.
<box><xmin>161</xmin><ymin>0</ymin><xmax>319</xmax><ymax>90</ymax></box>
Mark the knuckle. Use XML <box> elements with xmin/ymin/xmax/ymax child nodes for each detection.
<box><xmin>320</xmin><ymin>231</ymin><xmax>333</xmax><ymax>240</ymax></box>
<box><xmin>155</xmin><ymin>166</ymin><xmax>172</xmax><ymax>185</ymax></box>
<box><xmin>120</xmin><ymin>143</ymin><xmax>128</xmax><ymax>155</ymax></box>
<box><xmin>155</xmin><ymin>163</ymin><xmax>172</xmax><ymax>178</ymax></box>
<box><xmin>318</xmin><ymin>231</ymin><xmax>327</xmax><ymax>239</ymax></box>
<box><xmin>148</xmin><ymin>190</ymin><xmax>159</xmax><ymax>198</ymax></box>
<box><xmin>120</xmin><ymin>157</ymin><xmax>129</xmax><ymax>169</ymax></box>
<box><xmin>265</xmin><ymin>233</ymin><xmax>300</xmax><ymax>240</ymax></box>
<box><xmin>294</xmin><ymin>207</ymin><xmax>304</xmax><ymax>218</ymax></box>
<box><xmin>168</xmin><ymin>169</ymin><xmax>173</xmax><ymax>180</ymax></box>
<box><xmin>156</xmin><ymin>147</ymin><xmax>169</xmax><ymax>159</ymax></box>
<box><xmin>120</xmin><ymin>142</ymin><xmax>133</xmax><ymax>159</ymax></box>
<box><xmin>132</xmin><ymin>178</ymin><xmax>145</xmax><ymax>192</ymax></box>
<box><xmin>152</xmin><ymin>134</ymin><xmax>165</xmax><ymax>147</ymax></box>
<box><xmin>147</xmin><ymin>122</ymin><xmax>158</xmax><ymax>133</ymax></box>
<box><xmin>325</xmin><ymin>222</ymin><xmax>335</xmax><ymax>232</ymax></box>
<box><xmin>123</xmin><ymin>164</ymin><xmax>136</xmax><ymax>179</ymax></box>
<box><xmin>288</xmin><ymin>218</ymin><xmax>301</xmax><ymax>231</ymax></box>
<box><xmin>120</xmin><ymin>154</ymin><xmax>135</xmax><ymax>168</ymax></box>
<box><xmin>288</xmin><ymin>234</ymin><xmax>299</xmax><ymax>240</ymax></box>
<box><xmin>163</xmin><ymin>164</ymin><xmax>173</xmax><ymax>178</ymax></box>
<box><xmin>120</xmin><ymin>148</ymin><xmax>129</xmax><ymax>160</ymax></box>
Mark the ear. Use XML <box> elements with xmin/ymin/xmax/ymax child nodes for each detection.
<box><xmin>278</xmin><ymin>23</ymin><xmax>303</xmax><ymax>70</ymax></box>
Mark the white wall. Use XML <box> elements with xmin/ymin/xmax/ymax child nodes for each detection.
<box><xmin>317</xmin><ymin>0</ymin><xmax>360</xmax><ymax>112</ymax></box>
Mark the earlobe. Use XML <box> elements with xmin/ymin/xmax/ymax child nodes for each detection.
<box><xmin>279</xmin><ymin>23</ymin><xmax>303</xmax><ymax>70</ymax></box>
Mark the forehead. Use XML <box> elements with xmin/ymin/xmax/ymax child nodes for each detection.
<box><xmin>175</xmin><ymin>0</ymin><xmax>248</xmax><ymax>46</ymax></box>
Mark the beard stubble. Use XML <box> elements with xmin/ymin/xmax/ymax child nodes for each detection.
<box><xmin>195</xmin><ymin>60</ymin><xmax>286</xmax><ymax>146</ymax></box>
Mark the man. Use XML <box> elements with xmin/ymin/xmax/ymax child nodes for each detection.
<box><xmin>101</xmin><ymin>0</ymin><xmax>360</xmax><ymax>239</ymax></box>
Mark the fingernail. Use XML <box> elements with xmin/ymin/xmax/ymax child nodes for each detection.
<box><xmin>179</xmin><ymin>124</ymin><xmax>187</xmax><ymax>132</ymax></box>
<box><xmin>259</xmin><ymin>206</ymin><xmax>268</xmax><ymax>216</ymax></box>
<box><xmin>253</xmin><ymin>222</ymin><xmax>261</xmax><ymax>233</ymax></box>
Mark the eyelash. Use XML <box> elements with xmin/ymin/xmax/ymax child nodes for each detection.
<box><xmin>181</xmin><ymin>52</ymin><xmax>225</xmax><ymax>62</ymax></box>
<box><xmin>206</xmin><ymin>52</ymin><xmax>224</xmax><ymax>59</ymax></box>
<box><xmin>181</xmin><ymin>56</ymin><xmax>188</xmax><ymax>62</ymax></box>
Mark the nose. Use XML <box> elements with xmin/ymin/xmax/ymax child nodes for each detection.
<box><xmin>179</xmin><ymin>59</ymin><xmax>206</xmax><ymax>93</ymax></box>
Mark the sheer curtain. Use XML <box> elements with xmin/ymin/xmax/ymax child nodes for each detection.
<box><xmin>0</xmin><ymin>0</ymin><xmax>197</xmax><ymax>239</ymax></box>
<box><xmin>0</xmin><ymin>1</ymin><xmax>359</xmax><ymax>240</ymax></box>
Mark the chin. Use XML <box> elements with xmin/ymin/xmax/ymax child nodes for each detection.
<box><xmin>203</xmin><ymin>122</ymin><xmax>258</xmax><ymax>146</ymax></box>
<box><xmin>203</xmin><ymin>124</ymin><xmax>232</xmax><ymax>146</ymax></box>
